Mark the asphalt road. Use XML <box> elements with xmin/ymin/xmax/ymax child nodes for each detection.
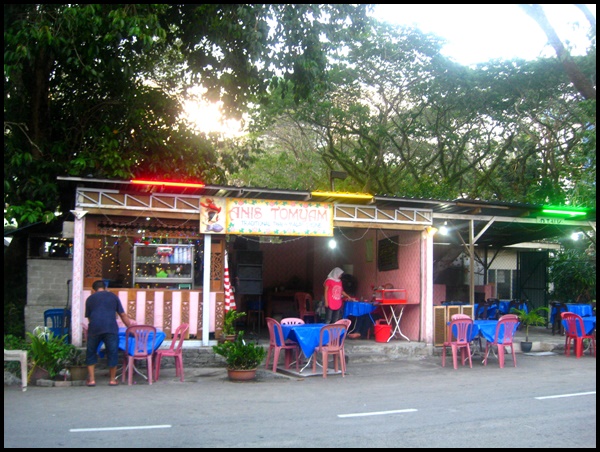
<box><xmin>4</xmin><ymin>352</ymin><xmax>596</xmax><ymax>448</ymax></box>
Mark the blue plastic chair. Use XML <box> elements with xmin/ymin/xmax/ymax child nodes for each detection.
<box><xmin>44</xmin><ymin>308</ymin><xmax>71</xmax><ymax>343</ymax></box>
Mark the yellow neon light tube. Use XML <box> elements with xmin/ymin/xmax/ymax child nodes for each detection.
<box><xmin>311</xmin><ymin>191</ymin><xmax>373</xmax><ymax>200</ymax></box>
<box><xmin>131</xmin><ymin>180</ymin><xmax>205</xmax><ymax>188</ymax></box>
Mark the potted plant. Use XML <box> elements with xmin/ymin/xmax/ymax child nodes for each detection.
<box><xmin>510</xmin><ymin>306</ymin><xmax>549</xmax><ymax>353</ymax></box>
<box><xmin>58</xmin><ymin>345</ymin><xmax>88</xmax><ymax>381</ymax></box>
<box><xmin>221</xmin><ymin>310</ymin><xmax>246</xmax><ymax>341</ymax></box>
<box><xmin>26</xmin><ymin>330</ymin><xmax>73</xmax><ymax>382</ymax></box>
<box><xmin>212</xmin><ymin>331</ymin><xmax>266</xmax><ymax>381</ymax></box>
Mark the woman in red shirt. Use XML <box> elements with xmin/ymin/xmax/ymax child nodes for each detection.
<box><xmin>323</xmin><ymin>267</ymin><xmax>350</xmax><ymax>324</ymax></box>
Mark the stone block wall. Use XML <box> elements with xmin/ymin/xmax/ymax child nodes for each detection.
<box><xmin>24</xmin><ymin>259</ymin><xmax>73</xmax><ymax>335</ymax></box>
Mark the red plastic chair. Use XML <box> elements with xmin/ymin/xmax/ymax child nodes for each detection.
<box><xmin>281</xmin><ymin>317</ymin><xmax>305</xmax><ymax>325</ymax></box>
<box><xmin>442</xmin><ymin>315</ymin><xmax>474</xmax><ymax>369</ymax></box>
<box><xmin>561</xmin><ymin>312</ymin><xmax>596</xmax><ymax>358</ymax></box>
<box><xmin>483</xmin><ymin>314</ymin><xmax>519</xmax><ymax>368</ymax></box>
<box><xmin>295</xmin><ymin>292</ymin><xmax>317</xmax><ymax>323</ymax></box>
<box><xmin>312</xmin><ymin>323</ymin><xmax>349</xmax><ymax>378</ymax></box>
<box><xmin>122</xmin><ymin>325</ymin><xmax>157</xmax><ymax>385</ymax></box>
<box><xmin>154</xmin><ymin>323</ymin><xmax>189</xmax><ymax>382</ymax></box>
<box><xmin>265</xmin><ymin>317</ymin><xmax>300</xmax><ymax>373</ymax></box>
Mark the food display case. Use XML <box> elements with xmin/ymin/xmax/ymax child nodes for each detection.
<box><xmin>375</xmin><ymin>289</ymin><xmax>411</xmax><ymax>304</ymax></box>
<box><xmin>132</xmin><ymin>243</ymin><xmax>195</xmax><ymax>289</ymax></box>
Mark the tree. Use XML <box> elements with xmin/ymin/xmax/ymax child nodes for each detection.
<box><xmin>549</xmin><ymin>248</ymin><xmax>596</xmax><ymax>302</ymax></box>
<box><xmin>240</xmin><ymin>20</ymin><xmax>596</xmax><ymax>209</ymax></box>
<box><xmin>4</xmin><ymin>4</ymin><xmax>372</xmax><ymax>226</ymax></box>
<box><xmin>520</xmin><ymin>4</ymin><xmax>596</xmax><ymax>100</ymax></box>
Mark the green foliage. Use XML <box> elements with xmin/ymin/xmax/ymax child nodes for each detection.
<box><xmin>57</xmin><ymin>346</ymin><xmax>87</xmax><ymax>368</ymax></box>
<box><xmin>222</xmin><ymin>310</ymin><xmax>246</xmax><ymax>336</ymax></box>
<box><xmin>243</xmin><ymin>19</ymin><xmax>596</xmax><ymax>209</ymax></box>
<box><xmin>25</xmin><ymin>331</ymin><xmax>74</xmax><ymax>379</ymax></box>
<box><xmin>212</xmin><ymin>331</ymin><xmax>266</xmax><ymax>370</ymax></box>
<box><xmin>549</xmin><ymin>249</ymin><xmax>596</xmax><ymax>302</ymax></box>
<box><xmin>4</xmin><ymin>4</ymin><xmax>371</xmax><ymax>226</ymax></box>
<box><xmin>510</xmin><ymin>306</ymin><xmax>549</xmax><ymax>342</ymax></box>
<box><xmin>3</xmin><ymin>241</ymin><xmax>27</xmax><ymax>337</ymax></box>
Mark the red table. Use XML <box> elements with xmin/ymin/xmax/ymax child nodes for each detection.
<box><xmin>374</xmin><ymin>289</ymin><xmax>415</xmax><ymax>342</ymax></box>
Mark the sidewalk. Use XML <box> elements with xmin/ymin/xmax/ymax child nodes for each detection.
<box><xmin>4</xmin><ymin>324</ymin><xmax>572</xmax><ymax>388</ymax></box>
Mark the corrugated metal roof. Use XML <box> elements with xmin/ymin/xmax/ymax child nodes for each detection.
<box><xmin>56</xmin><ymin>176</ymin><xmax>596</xmax><ymax>248</ymax></box>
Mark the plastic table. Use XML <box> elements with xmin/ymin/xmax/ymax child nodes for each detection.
<box><xmin>343</xmin><ymin>300</ymin><xmax>376</xmax><ymax>331</ymax></box>
<box><xmin>566</xmin><ymin>304</ymin><xmax>594</xmax><ymax>317</ymax></box>
<box><xmin>377</xmin><ymin>302</ymin><xmax>410</xmax><ymax>342</ymax></box>
<box><xmin>98</xmin><ymin>328</ymin><xmax>166</xmax><ymax>380</ymax></box>
<box><xmin>562</xmin><ymin>316</ymin><xmax>596</xmax><ymax>335</ymax></box>
<box><xmin>280</xmin><ymin>323</ymin><xmax>329</xmax><ymax>359</ymax></box>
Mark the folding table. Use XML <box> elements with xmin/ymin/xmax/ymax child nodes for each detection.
<box><xmin>374</xmin><ymin>289</ymin><xmax>414</xmax><ymax>342</ymax></box>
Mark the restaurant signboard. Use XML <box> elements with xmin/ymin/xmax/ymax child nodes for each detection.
<box><xmin>225</xmin><ymin>198</ymin><xmax>333</xmax><ymax>236</ymax></box>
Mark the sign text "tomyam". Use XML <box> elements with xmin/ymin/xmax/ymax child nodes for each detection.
<box><xmin>226</xmin><ymin>199</ymin><xmax>333</xmax><ymax>237</ymax></box>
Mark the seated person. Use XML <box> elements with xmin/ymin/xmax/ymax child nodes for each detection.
<box><xmin>348</xmin><ymin>306</ymin><xmax>383</xmax><ymax>339</ymax></box>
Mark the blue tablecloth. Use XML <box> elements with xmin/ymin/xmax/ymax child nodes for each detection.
<box><xmin>448</xmin><ymin>321</ymin><xmax>480</xmax><ymax>343</ymax></box>
<box><xmin>281</xmin><ymin>323</ymin><xmax>333</xmax><ymax>358</ymax></box>
<box><xmin>497</xmin><ymin>300</ymin><xmax>528</xmax><ymax>315</ymax></box>
<box><xmin>343</xmin><ymin>301</ymin><xmax>376</xmax><ymax>319</ymax></box>
<box><xmin>475</xmin><ymin>319</ymin><xmax>521</xmax><ymax>343</ymax></box>
<box><xmin>447</xmin><ymin>320</ymin><xmax>498</xmax><ymax>342</ymax></box>
<box><xmin>474</xmin><ymin>303</ymin><xmax>498</xmax><ymax>319</ymax></box>
<box><xmin>562</xmin><ymin>316</ymin><xmax>596</xmax><ymax>335</ymax></box>
<box><xmin>98</xmin><ymin>328</ymin><xmax>166</xmax><ymax>356</ymax></box>
<box><xmin>551</xmin><ymin>303</ymin><xmax>593</xmax><ymax>324</ymax></box>
<box><xmin>448</xmin><ymin>319</ymin><xmax>518</xmax><ymax>352</ymax></box>
<box><xmin>566</xmin><ymin>304</ymin><xmax>594</xmax><ymax>317</ymax></box>
<box><xmin>474</xmin><ymin>320</ymin><xmax>499</xmax><ymax>342</ymax></box>
<box><xmin>441</xmin><ymin>301</ymin><xmax>468</xmax><ymax>306</ymax></box>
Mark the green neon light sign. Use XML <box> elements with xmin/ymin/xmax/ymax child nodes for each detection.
<box><xmin>542</xmin><ymin>206</ymin><xmax>588</xmax><ymax>216</ymax></box>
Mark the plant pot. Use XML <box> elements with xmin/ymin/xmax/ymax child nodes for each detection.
<box><xmin>227</xmin><ymin>368</ymin><xmax>258</xmax><ymax>381</ymax></box>
<box><xmin>520</xmin><ymin>341</ymin><xmax>533</xmax><ymax>353</ymax></box>
<box><xmin>68</xmin><ymin>365</ymin><xmax>88</xmax><ymax>381</ymax></box>
<box><xmin>29</xmin><ymin>366</ymin><xmax>50</xmax><ymax>384</ymax></box>
<box><xmin>218</xmin><ymin>334</ymin><xmax>237</xmax><ymax>344</ymax></box>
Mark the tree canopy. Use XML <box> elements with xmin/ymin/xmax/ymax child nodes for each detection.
<box><xmin>4</xmin><ymin>4</ymin><xmax>371</xmax><ymax>225</ymax></box>
<box><xmin>4</xmin><ymin>4</ymin><xmax>596</xmax><ymax>228</ymax></box>
<box><xmin>234</xmin><ymin>11</ymin><xmax>596</xmax><ymax>209</ymax></box>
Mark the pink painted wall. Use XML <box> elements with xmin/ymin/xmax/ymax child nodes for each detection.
<box><xmin>238</xmin><ymin>228</ymin><xmax>426</xmax><ymax>341</ymax></box>
<box><xmin>433</xmin><ymin>284</ymin><xmax>447</xmax><ymax>306</ymax></box>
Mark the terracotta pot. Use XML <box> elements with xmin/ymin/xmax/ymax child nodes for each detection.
<box><xmin>227</xmin><ymin>368</ymin><xmax>258</xmax><ymax>381</ymax></box>
<box><xmin>29</xmin><ymin>366</ymin><xmax>50</xmax><ymax>384</ymax></box>
<box><xmin>219</xmin><ymin>334</ymin><xmax>236</xmax><ymax>343</ymax></box>
<box><xmin>68</xmin><ymin>365</ymin><xmax>88</xmax><ymax>381</ymax></box>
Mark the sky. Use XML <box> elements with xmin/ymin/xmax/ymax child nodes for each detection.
<box><xmin>371</xmin><ymin>4</ymin><xmax>596</xmax><ymax>66</ymax></box>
